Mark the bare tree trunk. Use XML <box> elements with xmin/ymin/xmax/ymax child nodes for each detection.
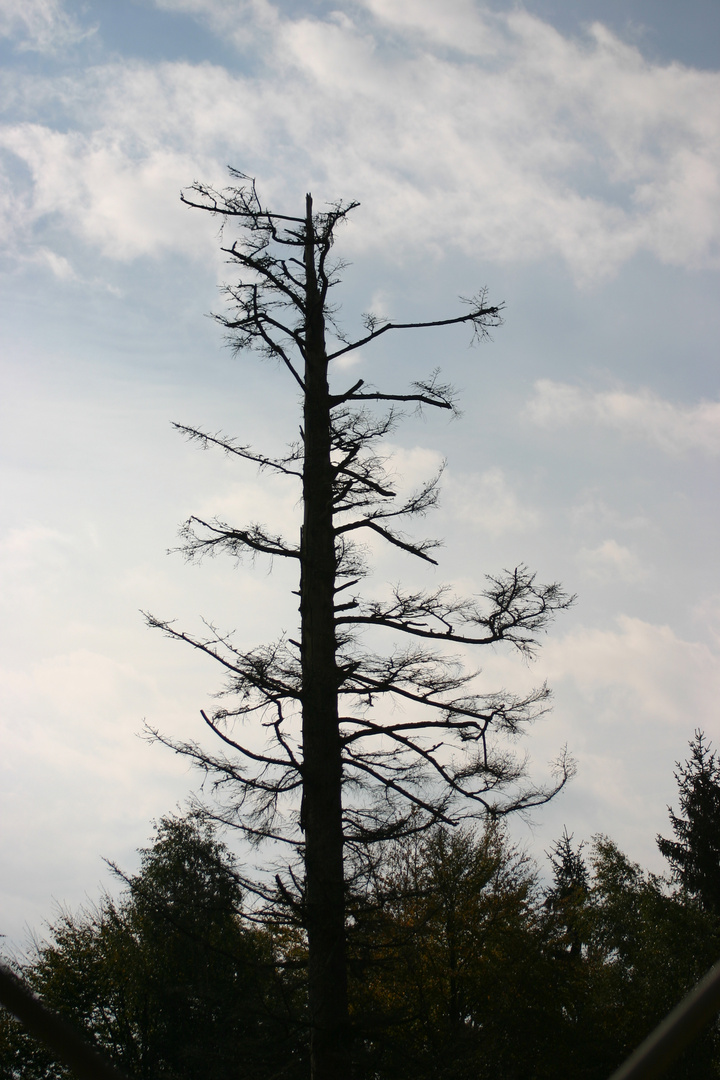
<box><xmin>151</xmin><ymin>173</ymin><xmax>575</xmax><ymax>1078</ymax></box>
<box><xmin>300</xmin><ymin>194</ymin><xmax>351</xmax><ymax>1079</ymax></box>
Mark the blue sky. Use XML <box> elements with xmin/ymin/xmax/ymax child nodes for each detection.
<box><xmin>1</xmin><ymin>0</ymin><xmax>719</xmax><ymax>951</ymax></box>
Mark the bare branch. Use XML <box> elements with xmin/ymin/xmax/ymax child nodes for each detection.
<box><xmin>337</xmin><ymin>570</ymin><xmax>574</xmax><ymax>655</ymax></box>
<box><xmin>200</xmin><ymin>709</ymin><xmax>301</xmax><ymax>773</ymax></box>
<box><xmin>327</xmin><ymin>294</ymin><xmax>504</xmax><ymax>362</ymax></box>
<box><xmin>336</xmin><ymin>519</ymin><xmax>440</xmax><ymax>565</ymax></box>
<box><xmin>172</xmin><ymin>424</ymin><xmax>303</xmax><ymax>478</ymax></box>
<box><xmin>179</xmin><ymin>515</ymin><xmax>300</xmax><ymax>561</ymax></box>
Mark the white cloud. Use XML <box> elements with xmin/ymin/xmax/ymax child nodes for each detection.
<box><xmin>0</xmin><ymin>119</ymin><xmax>219</xmax><ymax>261</ymax></box>
<box><xmin>152</xmin><ymin>0</ymin><xmax>279</xmax><ymax>48</ymax></box>
<box><xmin>360</xmin><ymin>0</ymin><xmax>503</xmax><ymax>55</ymax></box>
<box><xmin>476</xmin><ymin>612</ymin><xmax>720</xmax><ymax>773</ymax></box>
<box><xmin>526</xmin><ymin>379</ymin><xmax>720</xmax><ymax>454</ymax></box>
<box><xmin>37</xmin><ymin>246</ymin><xmax>77</xmax><ymax>279</ymax></box>
<box><xmin>446</xmin><ymin>467</ymin><xmax>540</xmax><ymax>535</ymax></box>
<box><xmin>0</xmin><ymin>525</ymin><xmax>75</xmax><ymax>601</ymax></box>
<box><xmin>0</xmin><ymin>0</ymin><xmax>91</xmax><ymax>52</ymax></box>
<box><xmin>542</xmin><ymin>615</ymin><xmax>720</xmax><ymax>728</ymax></box>
<box><xmin>401</xmin><ymin>563</ymin><xmax>720</xmax><ymax>863</ymax></box>
<box><xmin>0</xmin><ymin>4</ymin><xmax>718</xmax><ymax>277</ymax></box>
<box><xmin>453</xmin><ymin>610</ymin><xmax>720</xmax><ymax>863</ymax></box>
<box><xmin>691</xmin><ymin>594</ymin><xmax>720</xmax><ymax>650</ymax></box>
<box><xmin>0</xmin><ymin>644</ymin><xmax>205</xmax><ymax>945</ymax></box>
<box><xmin>377</xmin><ymin>444</ymin><xmax>445</xmax><ymax>491</ymax></box>
<box><xmin>198</xmin><ymin>474</ymin><xmax>302</xmax><ymax>539</ymax></box>
<box><xmin>576</xmin><ymin>538</ymin><xmax>648</xmax><ymax>583</ymax></box>
<box><xmin>569</xmin><ymin>493</ymin><xmax>649</xmax><ymax>533</ymax></box>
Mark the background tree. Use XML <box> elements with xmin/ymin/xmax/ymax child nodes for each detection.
<box><xmin>146</xmin><ymin>172</ymin><xmax>574</xmax><ymax>1078</ymax></box>
<box><xmin>5</xmin><ymin>736</ymin><xmax>719</xmax><ymax>1079</ymax></box>
<box><xmin>348</xmin><ymin>822</ymin><xmax>550</xmax><ymax>1080</ymax></box>
<box><xmin>539</xmin><ymin>829</ymin><xmax>596</xmax><ymax>1076</ymax></box>
<box><xmin>0</xmin><ymin>814</ymin><xmax>300</xmax><ymax>1080</ymax></box>
<box><xmin>545</xmin><ymin>828</ymin><xmax>590</xmax><ymax>959</ymax></box>
<box><xmin>586</xmin><ymin>836</ymin><xmax>720</xmax><ymax>1080</ymax></box>
<box><xmin>658</xmin><ymin>730</ymin><xmax>720</xmax><ymax>914</ymax></box>
<box><xmin>346</xmin><ymin>823</ymin><xmax>720</xmax><ymax>1080</ymax></box>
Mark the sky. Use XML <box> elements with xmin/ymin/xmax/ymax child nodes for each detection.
<box><xmin>1</xmin><ymin>0</ymin><xmax>719</xmax><ymax>953</ymax></box>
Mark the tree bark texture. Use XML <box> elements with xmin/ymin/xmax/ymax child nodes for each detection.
<box><xmin>300</xmin><ymin>194</ymin><xmax>351</xmax><ymax>1079</ymax></box>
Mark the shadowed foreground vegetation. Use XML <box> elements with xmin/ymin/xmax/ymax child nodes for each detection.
<box><xmin>2</xmin><ymin>732</ymin><xmax>719</xmax><ymax>1080</ymax></box>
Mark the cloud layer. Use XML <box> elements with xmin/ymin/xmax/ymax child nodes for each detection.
<box><xmin>0</xmin><ymin>0</ymin><xmax>91</xmax><ymax>53</ymax></box>
<box><xmin>0</xmin><ymin>0</ymin><xmax>719</xmax><ymax>279</ymax></box>
<box><xmin>526</xmin><ymin>379</ymin><xmax>720</xmax><ymax>454</ymax></box>
<box><xmin>1</xmin><ymin>0</ymin><xmax>718</xmax><ymax>946</ymax></box>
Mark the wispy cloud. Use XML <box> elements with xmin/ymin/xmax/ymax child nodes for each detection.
<box><xmin>526</xmin><ymin>379</ymin><xmax>720</xmax><ymax>454</ymax></box>
<box><xmin>446</xmin><ymin>468</ymin><xmax>540</xmax><ymax>536</ymax></box>
<box><xmin>0</xmin><ymin>0</ymin><xmax>92</xmax><ymax>53</ymax></box>
<box><xmin>576</xmin><ymin>538</ymin><xmax>649</xmax><ymax>582</ymax></box>
<box><xmin>543</xmin><ymin>615</ymin><xmax>720</xmax><ymax>726</ymax></box>
<box><xmin>481</xmin><ymin>613</ymin><xmax>720</xmax><ymax>731</ymax></box>
<box><xmin>152</xmin><ymin>0</ymin><xmax>279</xmax><ymax>48</ymax></box>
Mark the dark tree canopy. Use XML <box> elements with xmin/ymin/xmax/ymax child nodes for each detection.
<box><xmin>4</xmin><ymin>771</ymin><xmax>720</xmax><ymax>1080</ymax></box>
<box><xmin>545</xmin><ymin>828</ymin><xmax>590</xmax><ymax>962</ymax></box>
<box><xmin>145</xmin><ymin>172</ymin><xmax>574</xmax><ymax>1078</ymax></box>
<box><xmin>0</xmin><ymin>814</ymin><xmax>302</xmax><ymax>1080</ymax></box>
<box><xmin>348</xmin><ymin>821</ymin><xmax>548</xmax><ymax>1080</ymax></box>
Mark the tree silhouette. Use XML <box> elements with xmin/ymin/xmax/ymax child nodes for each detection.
<box><xmin>546</xmin><ymin>828</ymin><xmax>590</xmax><ymax>959</ymax></box>
<box><xmin>145</xmin><ymin>172</ymin><xmax>574</xmax><ymax>1079</ymax></box>
<box><xmin>658</xmin><ymin>730</ymin><xmax>720</xmax><ymax>914</ymax></box>
<box><xmin>349</xmin><ymin>822</ymin><xmax>545</xmax><ymax>1080</ymax></box>
<box><xmin>0</xmin><ymin>814</ymin><xmax>297</xmax><ymax>1080</ymax></box>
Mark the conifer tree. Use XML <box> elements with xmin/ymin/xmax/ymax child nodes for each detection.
<box><xmin>658</xmin><ymin>730</ymin><xmax>720</xmax><ymax>913</ymax></box>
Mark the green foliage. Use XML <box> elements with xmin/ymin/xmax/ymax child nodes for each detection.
<box><xmin>348</xmin><ymin>815</ymin><xmax>720</xmax><ymax>1080</ymax></box>
<box><xmin>349</xmin><ymin>822</ymin><xmax>552</xmax><ymax>1080</ymax></box>
<box><xmin>3</xmin><ymin>732</ymin><xmax>720</xmax><ymax>1080</ymax></box>
<box><xmin>587</xmin><ymin>836</ymin><xmax>720</xmax><ymax>1079</ymax></box>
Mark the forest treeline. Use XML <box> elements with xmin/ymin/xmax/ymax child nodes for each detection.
<box><xmin>2</xmin><ymin>731</ymin><xmax>719</xmax><ymax>1080</ymax></box>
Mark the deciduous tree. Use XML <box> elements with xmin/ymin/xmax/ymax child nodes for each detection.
<box><xmin>0</xmin><ymin>815</ymin><xmax>297</xmax><ymax>1080</ymax></box>
<box><xmin>349</xmin><ymin>822</ymin><xmax>548</xmax><ymax>1080</ymax></box>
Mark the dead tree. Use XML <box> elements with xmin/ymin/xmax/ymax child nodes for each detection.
<box><xmin>146</xmin><ymin>172</ymin><xmax>574</xmax><ymax>1080</ymax></box>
